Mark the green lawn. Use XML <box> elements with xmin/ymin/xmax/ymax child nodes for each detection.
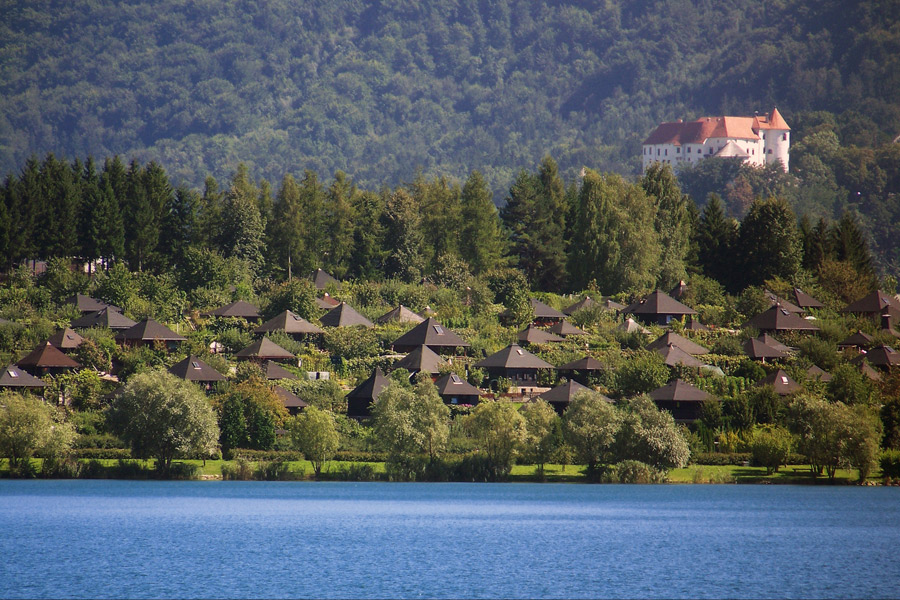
<box><xmin>668</xmin><ymin>464</ymin><xmax>864</xmax><ymax>484</ymax></box>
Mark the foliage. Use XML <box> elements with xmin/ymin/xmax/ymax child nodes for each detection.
<box><xmin>464</xmin><ymin>400</ymin><xmax>527</xmax><ymax>481</ymax></box>
<box><xmin>613</xmin><ymin>395</ymin><xmax>691</xmax><ymax>471</ymax></box>
<box><xmin>615</xmin><ymin>351</ymin><xmax>669</xmax><ymax>397</ymax></box>
<box><xmin>520</xmin><ymin>399</ymin><xmax>559</xmax><ymax>475</ymax></box>
<box><xmin>563</xmin><ymin>391</ymin><xmax>621</xmax><ymax>475</ymax></box>
<box><xmin>750</xmin><ymin>425</ymin><xmax>794</xmax><ymax>475</ymax></box>
<box><xmin>289</xmin><ymin>406</ymin><xmax>340</xmax><ymax>477</ymax></box>
<box><xmin>0</xmin><ymin>391</ymin><xmax>75</xmax><ymax>475</ymax></box>
<box><xmin>216</xmin><ymin>380</ymin><xmax>286</xmax><ymax>456</ymax></box>
<box><xmin>107</xmin><ymin>370</ymin><xmax>220</xmax><ymax>475</ymax></box>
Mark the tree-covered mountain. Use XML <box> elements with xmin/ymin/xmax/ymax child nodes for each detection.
<box><xmin>1</xmin><ymin>0</ymin><xmax>899</xmax><ymax>194</ymax></box>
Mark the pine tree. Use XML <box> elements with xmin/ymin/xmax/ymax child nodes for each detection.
<box><xmin>460</xmin><ymin>170</ymin><xmax>505</xmax><ymax>275</ymax></box>
<box><xmin>382</xmin><ymin>188</ymin><xmax>425</xmax><ymax>282</ymax></box>
<box><xmin>696</xmin><ymin>194</ymin><xmax>737</xmax><ymax>288</ymax></box>
<box><xmin>414</xmin><ymin>174</ymin><xmax>462</xmax><ymax>272</ymax></box>
<box><xmin>160</xmin><ymin>185</ymin><xmax>200</xmax><ymax>268</ymax></box>
<box><xmin>270</xmin><ymin>173</ymin><xmax>306</xmax><ymax>278</ymax></box>
<box><xmin>829</xmin><ymin>211</ymin><xmax>876</xmax><ymax>284</ymax></box>
<box><xmin>221</xmin><ymin>164</ymin><xmax>265</xmax><ymax>274</ymax></box>
<box><xmin>325</xmin><ymin>171</ymin><xmax>355</xmax><ymax>278</ymax></box>
<box><xmin>92</xmin><ymin>174</ymin><xmax>125</xmax><ymax>267</ymax></box>
<box><xmin>298</xmin><ymin>170</ymin><xmax>326</xmax><ymax>269</ymax></box>
<box><xmin>197</xmin><ymin>175</ymin><xmax>224</xmax><ymax>249</ymax></box>
<box><xmin>348</xmin><ymin>190</ymin><xmax>385</xmax><ymax>280</ymax></box>
<box><xmin>736</xmin><ymin>197</ymin><xmax>802</xmax><ymax>288</ymax></box>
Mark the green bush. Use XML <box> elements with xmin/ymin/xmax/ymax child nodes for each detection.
<box><xmin>605</xmin><ymin>460</ymin><xmax>666</xmax><ymax>483</ymax></box>
<box><xmin>880</xmin><ymin>449</ymin><xmax>900</xmax><ymax>479</ymax></box>
<box><xmin>692</xmin><ymin>452</ymin><xmax>752</xmax><ymax>466</ymax></box>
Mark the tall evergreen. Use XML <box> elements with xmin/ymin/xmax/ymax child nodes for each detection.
<box><xmin>221</xmin><ymin>164</ymin><xmax>265</xmax><ymax>274</ymax></box>
<box><xmin>460</xmin><ymin>170</ymin><xmax>505</xmax><ymax>275</ymax></box>
<box><xmin>735</xmin><ymin>197</ymin><xmax>802</xmax><ymax>288</ymax></box>
<box><xmin>414</xmin><ymin>174</ymin><xmax>462</xmax><ymax>272</ymax></box>
<box><xmin>382</xmin><ymin>188</ymin><xmax>425</xmax><ymax>282</ymax></box>
<box><xmin>325</xmin><ymin>171</ymin><xmax>355</xmax><ymax>278</ymax></box>
<box><xmin>197</xmin><ymin>175</ymin><xmax>225</xmax><ymax>250</ymax></box>
<box><xmin>92</xmin><ymin>174</ymin><xmax>125</xmax><ymax>267</ymax></box>
<box><xmin>641</xmin><ymin>163</ymin><xmax>691</xmax><ymax>289</ymax></box>
<box><xmin>829</xmin><ymin>211</ymin><xmax>876</xmax><ymax>284</ymax></box>
<box><xmin>696</xmin><ymin>194</ymin><xmax>737</xmax><ymax>288</ymax></box>
<box><xmin>160</xmin><ymin>185</ymin><xmax>200</xmax><ymax>268</ymax></box>
<box><xmin>270</xmin><ymin>173</ymin><xmax>306</xmax><ymax>278</ymax></box>
<box><xmin>297</xmin><ymin>170</ymin><xmax>326</xmax><ymax>269</ymax></box>
<box><xmin>348</xmin><ymin>190</ymin><xmax>385</xmax><ymax>280</ymax></box>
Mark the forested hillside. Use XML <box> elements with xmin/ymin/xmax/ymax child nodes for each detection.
<box><xmin>2</xmin><ymin>0</ymin><xmax>899</xmax><ymax>194</ymax></box>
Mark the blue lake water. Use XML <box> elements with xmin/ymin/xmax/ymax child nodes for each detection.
<box><xmin>0</xmin><ymin>480</ymin><xmax>898</xmax><ymax>599</ymax></box>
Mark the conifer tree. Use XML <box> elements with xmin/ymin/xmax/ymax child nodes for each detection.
<box><xmin>325</xmin><ymin>171</ymin><xmax>355</xmax><ymax>278</ymax></box>
<box><xmin>382</xmin><ymin>188</ymin><xmax>425</xmax><ymax>282</ymax></box>
<box><xmin>160</xmin><ymin>185</ymin><xmax>200</xmax><ymax>268</ymax></box>
<box><xmin>92</xmin><ymin>174</ymin><xmax>125</xmax><ymax>267</ymax></box>
<box><xmin>221</xmin><ymin>164</ymin><xmax>265</xmax><ymax>274</ymax></box>
<box><xmin>270</xmin><ymin>173</ymin><xmax>305</xmax><ymax>278</ymax></box>
<box><xmin>348</xmin><ymin>190</ymin><xmax>385</xmax><ymax>280</ymax></box>
<box><xmin>414</xmin><ymin>174</ymin><xmax>462</xmax><ymax>272</ymax></box>
<box><xmin>641</xmin><ymin>163</ymin><xmax>691</xmax><ymax>289</ymax></box>
<box><xmin>736</xmin><ymin>197</ymin><xmax>802</xmax><ymax>288</ymax></box>
<box><xmin>460</xmin><ymin>170</ymin><xmax>505</xmax><ymax>275</ymax></box>
<box><xmin>696</xmin><ymin>194</ymin><xmax>737</xmax><ymax>289</ymax></box>
<box><xmin>829</xmin><ymin>211</ymin><xmax>876</xmax><ymax>284</ymax></box>
<box><xmin>298</xmin><ymin>170</ymin><xmax>326</xmax><ymax>269</ymax></box>
<box><xmin>197</xmin><ymin>175</ymin><xmax>224</xmax><ymax>250</ymax></box>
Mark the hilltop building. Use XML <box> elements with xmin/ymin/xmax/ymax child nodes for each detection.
<box><xmin>642</xmin><ymin>108</ymin><xmax>790</xmax><ymax>172</ymax></box>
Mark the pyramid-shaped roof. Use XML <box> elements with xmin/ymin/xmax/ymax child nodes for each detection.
<box><xmin>792</xmin><ymin>288</ymin><xmax>824</xmax><ymax>309</ymax></box>
<box><xmin>65</xmin><ymin>293</ymin><xmax>111</xmax><ymax>314</ymax></box>
<box><xmin>649</xmin><ymin>379</ymin><xmax>711</xmax><ymax>403</ymax></box>
<box><xmin>618</xmin><ymin>318</ymin><xmax>650</xmax><ymax>334</ymax></box>
<box><xmin>861</xmin><ymin>345</ymin><xmax>900</xmax><ymax>368</ymax></box>
<box><xmin>311</xmin><ymin>268</ymin><xmax>342</xmax><ymax>290</ymax></box>
<box><xmin>757</xmin><ymin>369</ymin><xmax>802</xmax><ymax>395</ymax></box>
<box><xmin>563</xmin><ymin>296</ymin><xmax>596</xmax><ymax>315</ymax></box>
<box><xmin>654</xmin><ymin>343</ymin><xmax>703</xmax><ymax>367</ymax></box>
<box><xmin>319</xmin><ymin>302</ymin><xmax>374</xmax><ymax>328</ymax></box>
<box><xmin>115</xmin><ymin>319</ymin><xmax>187</xmax><ymax>342</ymax></box>
<box><xmin>529</xmin><ymin>298</ymin><xmax>566</xmax><ymax>320</ymax></box>
<box><xmin>756</xmin><ymin>333</ymin><xmax>792</xmax><ymax>353</ymax></box>
<box><xmin>254</xmin><ymin>310</ymin><xmax>324</xmax><ymax>335</ymax></box>
<box><xmin>376</xmin><ymin>304</ymin><xmax>425</xmax><ymax>325</ymax></box>
<box><xmin>235</xmin><ymin>337</ymin><xmax>296</xmax><ymax>360</ymax></box>
<box><xmin>626</xmin><ymin>290</ymin><xmax>697</xmax><ymax>317</ymax></box>
<box><xmin>17</xmin><ymin>342</ymin><xmax>81</xmax><ymax>369</ymax></box>
<box><xmin>547</xmin><ymin>320</ymin><xmax>587</xmax><ymax>337</ymax></box>
<box><xmin>474</xmin><ymin>344</ymin><xmax>554</xmax><ymax>370</ymax></box>
<box><xmin>202</xmin><ymin>300</ymin><xmax>261</xmax><ymax>319</ymax></box>
<box><xmin>646</xmin><ymin>332</ymin><xmax>709</xmax><ymax>355</ymax></box>
<box><xmin>168</xmin><ymin>355</ymin><xmax>226</xmax><ymax>382</ymax></box>
<box><xmin>683</xmin><ymin>318</ymin><xmax>709</xmax><ymax>332</ymax></box>
<box><xmin>274</xmin><ymin>386</ymin><xmax>308</xmax><ymax>410</ymax></box>
<box><xmin>764</xmin><ymin>290</ymin><xmax>804</xmax><ymax>314</ymax></box>
<box><xmin>838</xmin><ymin>330</ymin><xmax>874</xmax><ymax>348</ymax></box>
<box><xmin>558</xmin><ymin>356</ymin><xmax>606</xmax><ymax>372</ymax></box>
<box><xmin>263</xmin><ymin>360</ymin><xmax>299</xmax><ymax>380</ymax></box>
<box><xmin>0</xmin><ymin>365</ymin><xmax>47</xmax><ymax>388</ymax></box>
<box><xmin>71</xmin><ymin>308</ymin><xmax>137</xmax><ymax>330</ymax></box>
<box><xmin>843</xmin><ymin>290</ymin><xmax>900</xmax><ymax>314</ymax></box>
<box><xmin>806</xmin><ymin>365</ymin><xmax>832</xmax><ymax>382</ymax></box>
<box><xmin>393</xmin><ymin>345</ymin><xmax>446</xmax><ymax>374</ymax></box>
<box><xmin>743</xmin><ymin>338</ymin><xmax>787</xmax><ymax>360</ymax></box>
<box><xmin>47</xmin><ymin>328</ymin><xmax>85</xmax><ymax>350</ymax></box>
<box><xmin>346</xmin><ymin>367</ymin><xmax>391</xmax><ymax>402</ymax></box>
<box><xmin>539</xmin><ymin>380</ymin><xmax>610</xmax><ymax>405</ymax></box>
<box><xmin>744</xmin><ymin>305</ymin><xmax>820</xmax><ymax>332</ymax></box>
<box><xmin>315</xmin><ymin>293</ymin><xmax>341</xmax><ymax>310</ymax></box>
<box><xmin>434</xmin><ymin>373</ymin><xmax>482</xmax><ymax>398</ymax></box>
<box><xmin>517</xmin><ymin>325</ymin><xmax>565</xmax><ymax>345</ymax></box>
<box><xmin>392</xmin><ymin>317</ymin><xmax>469</xmax><ymax>351</ymax></box>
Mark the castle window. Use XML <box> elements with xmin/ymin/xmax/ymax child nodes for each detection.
<box><xmin>657</xmin><ymin>149</ymin><xmax>660</xmax><ymax>156</ymax></box>
<box><xmin>783</xmin><ymin>133</ymin><xmax>787</xmax><ymax>141</ymax></box>
<box><xmin>677</xmin><ymin>147</ymin><xmax>680</xmax><ymax>153</ymax></box>
<box><xmin>687</xmin><ymin>147</ymin><xmax>690</xmax><ymax>153</ymax></box>
<box><xmin>768</xmin><ymin>149</ymin><xmax>772</xmax><ymax>154</ymax></box>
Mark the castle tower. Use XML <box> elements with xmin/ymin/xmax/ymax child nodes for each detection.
<box><xmin>762</xmin><ymin>107</ymin><xmax>790</xmax><ymax>172</ymax></box>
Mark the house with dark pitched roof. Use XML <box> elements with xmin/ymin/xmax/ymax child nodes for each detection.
<box><xmin>392</xmin><ymin>345</ymin><xmax>447</xmax><ymax>378</ymax></box>
<box><xmin>346</xmin><ymin>367</ymin><xmax>391</xmax><ymax>418</ymax></box>
<box><xmin>311</xmin><ymin>268</ymin><xmax>342</xmax><ymax>290</ymax></box>
<box><xmin>434</xmin><ymin>373</ymin><xmax>482</xmax><ymax>406</ymax></box>
<box><xmin>168</xmin><ymin>355</ymin><xmax>226</xmax><ymax>390</ymax></box>
<box><xmin>235</xmin><ymin>338</ymin><xmax>296</xmax><ymax>362</ymax></box>
<box><xmin>0</xmin><ymin>365</ymin><xmax>47</xmax><ymax>390</ymax></box>
<box><xmin>757</xmin><ymin>369</ymin><xmax>802</xmax><ymax>395</ymax></box>
<box><xmin>625</xmin><ymin>290</ymin><xmax>697</xmax><ymax>326</ymax></box>
<box><xmin>743</xmin><ymin>337</ymin><xmax>787</xmax><ymax>363</ymax></box>
<box><xmin>539</xmin><ymin>380</ymin><xmax>611</xmax><ymax>415</ymax></box>
<box><xmin>202</xmin><ymin>300</ymin><xmax>261</xmax><ymax>321</ymax></box>
<box><xmin>376</xmin><ymin>305</ymin><xmax>425</xmax><ymax>325</ymax></box>
<box><xmin>16</xmin><ymin>342</ymin><xmax>81</xmax><ymax>377</ymax></box>
<box><xmin>474</xmin><ymin>344</ymin><xmax>554</xmax><ymax>389</ymax></box>
<box><xmin>646</xmin><ymin>332</ymin><xmax>709</xmax><ymax>355</ymax></box>
<box><xmin>648</xmin><ymin>379</ymin><xmax>713</xmax><ymax>423</ymax></box>
<box><xmin>744</xmin><ymin>305</ymin><xmax>819</xmax><ymax>333</ymax></box>
<box><xmin>792</xmin><ymin>288</ymin><xmax>824</xmax><ymax>310</ymax></box>
<box><xmin>654</xmin><ymin>343</ymin><xmax>703</xmax><ymax>368</ymax></box>
<box><xmin>263</xmin><ymin>360</ymin><xmax>299</xmax><ymax>381</ymax></box>
<box><xmin>547</xmin><ymin>320</ymin><xmax>587</xmax><ymax>337</ymax></box>
<box><xmin>115</xmin><ymin>319</ymin><xmax>187</xmax><ymax>350</ymax></box>
<box><xmin>65</xmin><ymin>294</ymin><xmax>114</xmax><ymax>314</ymax></box>
<box><xmin>254</xmin><ymin>310</ymin><xmax>324</xmax><ymax>338</ymax></box>
<box><xmin>391</xmin><ymin>317</ymin><xmax>469</xmax><ymax>353</ymax></box>
<box><xmin>319</xmin><ymin>302</ymin><xmax>374</xmax><ymax>328</ymax></box>
<box><xmin>557</xmin><ymin>356</ymin><xmax>606</xmax><ymax>386</ymax></box>
<box><xmin>47</xmin><ymin>328</ymin><xmax>85</xmax><ymax>351</ymax></box>
<box><xmin>517</xmin><ymin>325</ymin><xmax>565</xmax><ymax>345</ymax></box>
<box><xmin>274</xmin><ymin>386</ymin><xmax>308</xmax><ymax>415</ymax></box>
<box><xmin>71</xmin><ymin>307</ymin><xmax>137</xmax><ymax>330</ymax></box>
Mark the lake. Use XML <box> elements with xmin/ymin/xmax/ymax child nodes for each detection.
<box><xmin>0</xmin><ymin>480</ymin><xmax>897</xmax><ymax>599</ymax></box>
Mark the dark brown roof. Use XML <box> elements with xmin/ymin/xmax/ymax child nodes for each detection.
<box><xmin>235</xmin><ymin>337</ymin><xmax>296</xmax><ymax>360</ymax></box>
<box><xmin>274</xmin><ymin>385</ymin><xmax>308</xmax><ymax>409</ymax></box>
<box><xmin>649</xmin><ymin>379</ymin><xmax>711</xmax><ymax>402</ymax></box>
<box><xmin>646</xmin><ymin>332</ymin><xmax>709</xmax><ymax>355</ymax></box>
<box><xmin>16</xmin><ymin>342</ymin><xmax>81</xmax><ymax>369</ymax></box>
<box><xmin>792</xmin><ymin>288</ymin><xmax>824</xmax><ymax>309</ymax></box>
<box><xmin>558</xmin><ymin>356</ymin><xmax>606</xmax><ymax>372</ymax></box>
<box><xmin>202</xmin><ymin>300</ymin><xmax>261</xmax><ymax>319</ymax></box>
<box><xmin>168</xmin><ymin>355</ymin><xmax>226</xmax><ymax>382</ymax></box>
<box><xmin>757</xmin><ymin>369</ymin><xmax>802</xmax><ymax>395</ymax></box>
<box><xmin>264</xmin><ymin>360</ymin><xmax>299</xmax><ymax>380</ymax></box>
<box><xmin>311</xmin><ymin>268</ymin><xmax>342</xmax><ymax>290</ymax></box>
<box><xmin>434</xmin><ymin>373</ymin><xmax>482</xmax><ymax>398</ymax></box>
<box><xmin>843</xmin><ymin>290</ymin><xmax>900</xmax><ymax>314</ymax></box>
<box><xmin>654</xmin><ymin>343</ymin><xmax>703</xmax><ymax>367</ymax></box>
<box><xmin>254</xmin><ymin>310</ymin><xmax>324</xmax><ymax>335</ymax></box>
<box><xmin>838</xmin><ymin>330</ymin><xmax>874</xmax><ymax>349</ymax></box>
<box><xmin>744</xmin><ymin>305</ymin><xmax>820</xmax><ymax>332</ymax></box>
<box><xmin>346</xmin><ymin>367</ymin><xmax>391</xmax><ymax>402</ymax></box>
<box><xmin>517</xmin><ymin>325</ymin><xmax>565</xmax><ymax>345</ymax></box>
<box><xmin>547</xmin><ymin>320</ymin><xmax>587</xmax><ymax>337</ymax></box>
<box><xmin>474</xmin><ymin>344</ymin><xmax>554</xmax><ymax>370</ymax></box>
<box><xmin>115</xmin><ymin>319</ymin><xmax>187</xmax><ymax>342</ymax></box>
<box><xmin>625</xmin><ymin>290</ymin><xmax>697</xmax><ymax>317</ymax></box>
<box><xmin>806</xmin><ymin>365</ymin><xmax>833</xmax><ymax>382</ymax></box>
<box><xmin>319</xmin><ymin>302</ymin><xmax>374</xmax><ymax>328</ymax></box>
<box><xmin>391</xmin><ymin>318</ymin><xmax>470</xmax><ymax>352</ymax></box>
<box><xmin>71</xmin><ymin>308</ymin><xmax>137</xmax><ymax>330</ymax></box>
<box><xmin>46</xmin><ymin>328</ymin><xmax>85</xmax><ymax>350</ymax></box>
<box><xmin>756</xmin><ymin>333</ymin><xmax>792</xmax><ymax>353</ymax></box>
<box><xmin>539</xmin><ymin>380</ymin><xmax>610</xmax><ymax>405</ymax></box>
<box><xmin>743</xmin><ymin>338</ymin><xmax>787</xmax><ymax>360</ymax></box>
<box><xmin>529</xmin><ymin>299</ymin><xmax>566</xmax><ymax>320</ymax></box>
<box><xmin>683</xmin><ymin>318</ymin><xmax>709</xmax><ymax>332</ymax></box>
<box><xmin>764</xmin><ymin>290</ymin><xmax>804</xmax><ymax>314</ymax></box>
<box><xmin>393</xmin><ymin>345</ymin><xmax>447</xmax><ymax>374</ymax></box>
<box><xmin>376</xmin><ymin>305</ymin><xmax>425</xmax><ymax>325</ymax></box>
<box><xmin>618</xmin><ymin>318</ymin><xmax>650</xmax><ymax>334</ymax></box>
<box><xmin>65</xmin><ymin>294</ymin><xmax>112</xmax><ymax>314</ymax></box>
<box><xmin>860</xmin><ymin>345</ymin><xmax>900</xmax><ymax>368</ymax></box>
<box><xmin>0</xmin><ymin>365</ymin><xmax>47</xmax><ymax>388</ymax></box>
<box><xmin>563</xmin><ymin>296</ymin><xmax>596</xmax><ymax>315</ymax></box>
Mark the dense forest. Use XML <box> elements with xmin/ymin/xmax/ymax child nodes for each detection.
<box><xmin>2</xmin><ymin>0</ymin><xmax>899</xmax><ymax>190</ymax></box>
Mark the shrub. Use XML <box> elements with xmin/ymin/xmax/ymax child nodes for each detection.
<box><xmin>606</xmin><ymin>460</ymin><xmax>665</xmax><ymax>483</ymax></box>
<box><xmin>749</xmin><ymin>425</ymin><xmax>793</xmax><ymax>474</ymax></box>
<box><xmin>880</xmin><ymin>449</ymin><xmax>900</xmax><ymax>479</ymax></box>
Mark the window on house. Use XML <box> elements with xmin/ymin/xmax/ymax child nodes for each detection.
<box><xmin>664</xmin><ymin>149</ymin><xmax>667</xmax><ymax>156</ymax></box>
<box><xmin>677</xmin><ymin>147</ymin><xmax>680</xmax><ymax>153</ymax></box>
<box><xmin>768</xmin><ymin>149</ymin><xmax>772</xmax><ymax>154</ymax></box>
<box><xmin>433</xmin><ymin>325</ymin><xmax>444</xmax><ymax>335</ymax></box>
<box><xmin>783</xmin><ymin>133</ymin><xmax>787</xmax><ymax>141</ymax></box>
<box><xmin>192</xmin><ymin>361</ymin><xmax>201</xmax><ymax>370</ymax></box>
<box><xmin>657</xmin><ymin>149</ymin><xmax>660</xmax><ymax>156</ymax></box>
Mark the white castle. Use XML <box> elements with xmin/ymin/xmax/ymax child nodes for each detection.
<box><xmin>642</xmin><ymin>107</ymin><xmax>790</xmax><ymax>172</ymax></box>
